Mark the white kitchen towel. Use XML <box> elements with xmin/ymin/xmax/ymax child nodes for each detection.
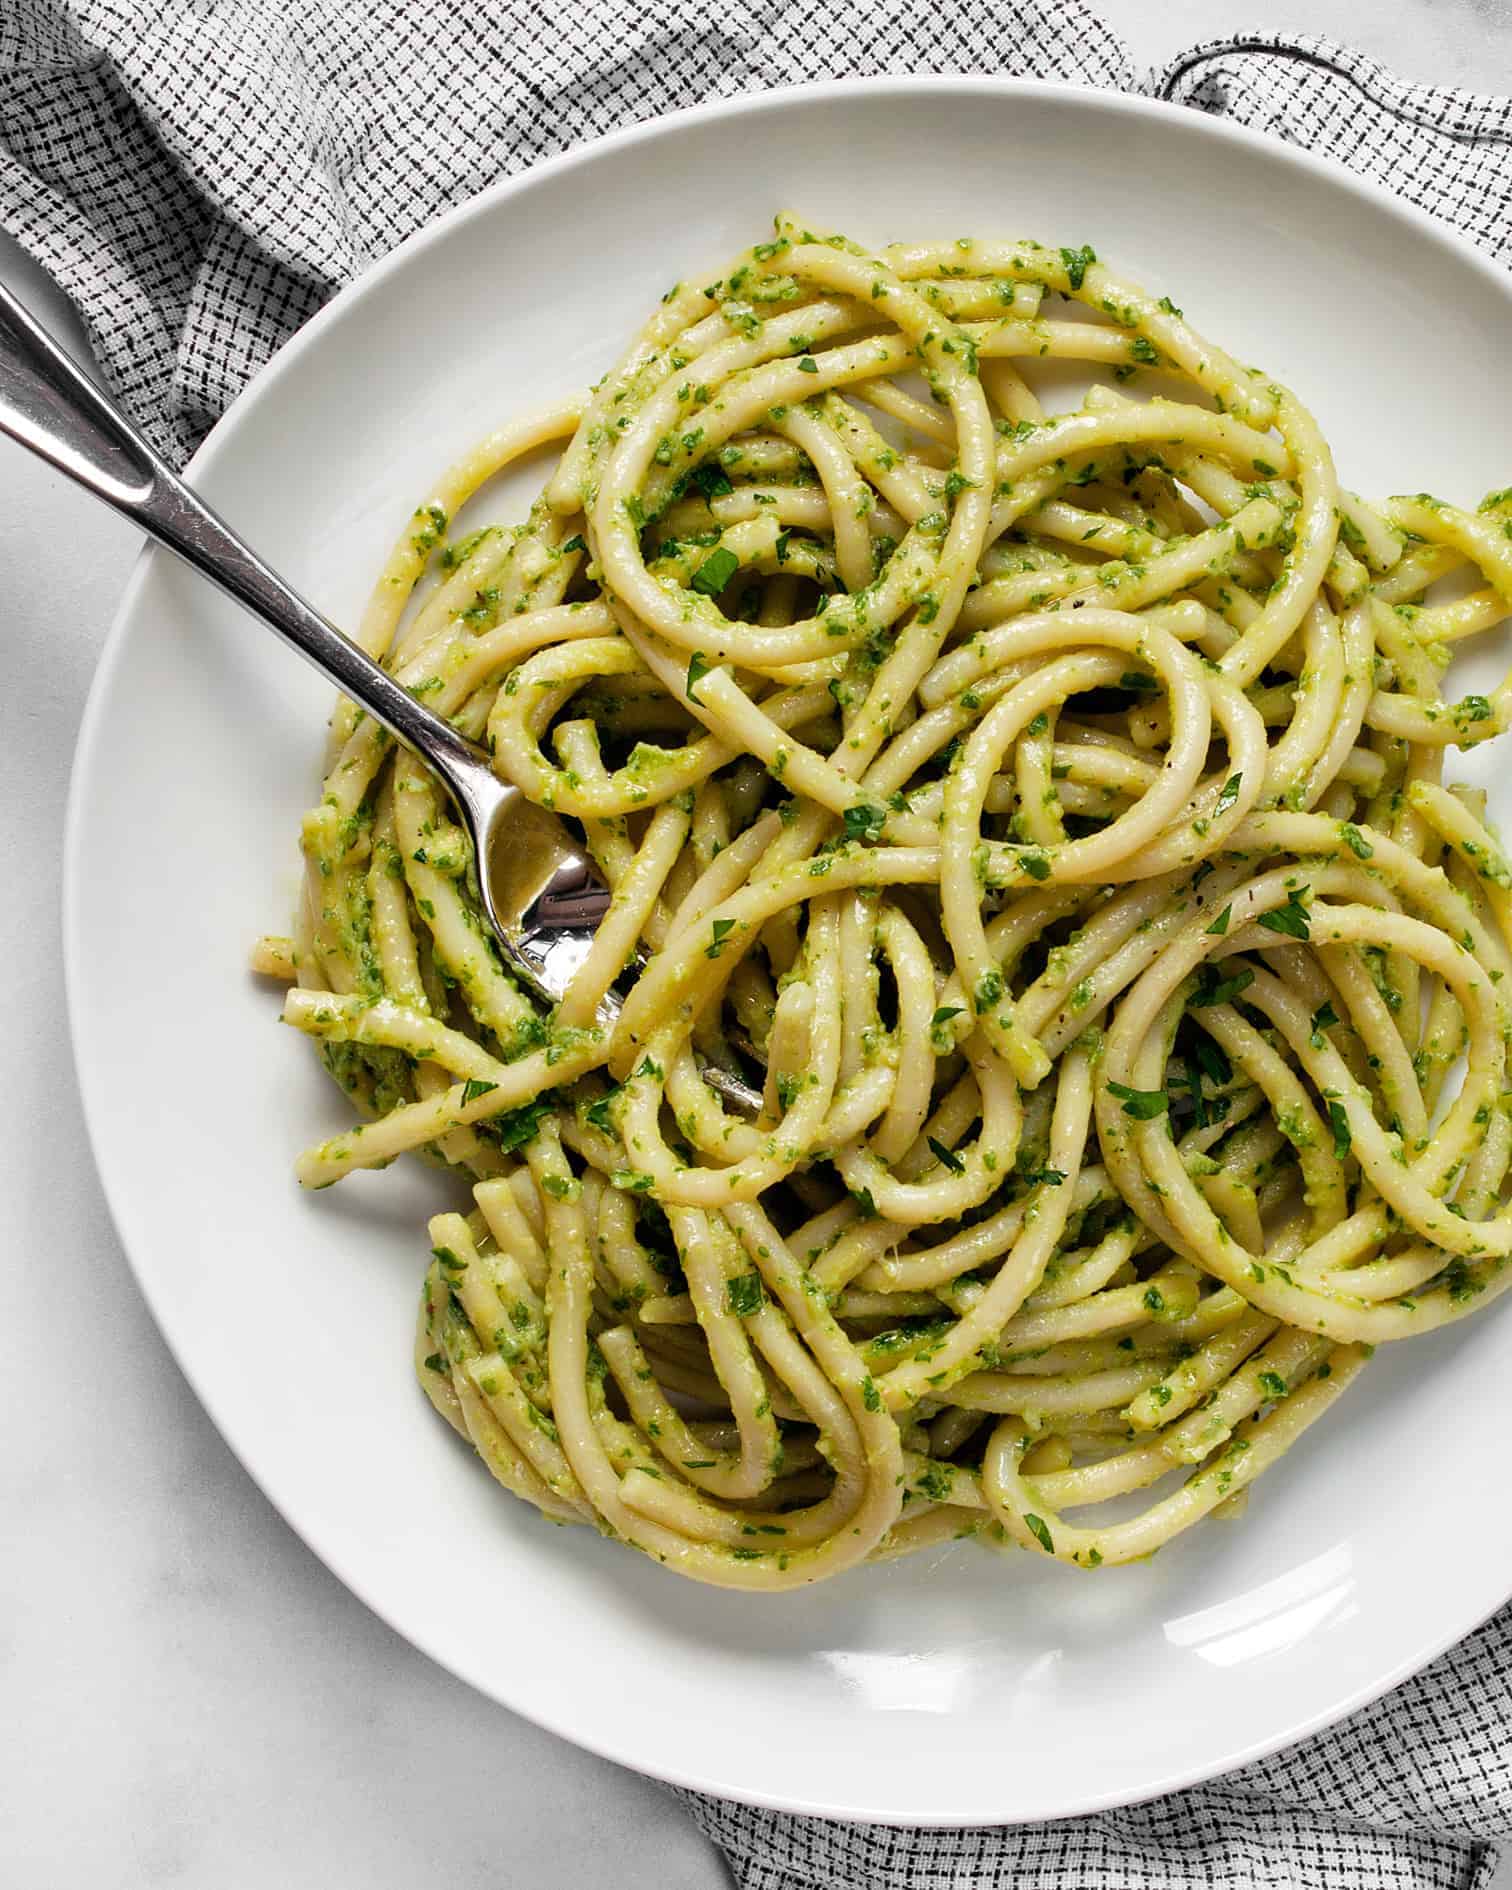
<box><xmin>4</xmin><ymin>5</ymin><xmax>1511</xmax><ymax>1885</ymax></box>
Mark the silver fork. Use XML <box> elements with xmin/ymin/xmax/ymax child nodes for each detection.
<box><xmin>0</xmin><ymin>283</ymin><xmax>763</xmax><ymax>1115</ymax></box>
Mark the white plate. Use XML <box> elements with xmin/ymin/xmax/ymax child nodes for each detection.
<box><xmin>66</xmin><ymin>78</ymin><xmax>1512</xmax><ymax>1825</ymax></box>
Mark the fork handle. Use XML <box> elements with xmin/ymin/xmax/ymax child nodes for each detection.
<box><xmin>0</xmin><ymin>280</ymin><xmax>489</xmax><ymax>796</ymax></box>
<box><xmin>0</xmin><ymin>282</ymin><xmax>765</xmax><ymax>1117</ymax></box>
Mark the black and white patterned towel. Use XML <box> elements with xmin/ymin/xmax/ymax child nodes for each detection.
<box><xmin>5</xmin><ymin>4</ymin><xmax>1511</xmax><ymax>1885</ymax></box>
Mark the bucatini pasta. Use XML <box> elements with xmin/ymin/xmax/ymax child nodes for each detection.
<box><xmin>257</xmin><ymin>217</ymin><xmax>1512</xmax><ymax>1589</ymax></box>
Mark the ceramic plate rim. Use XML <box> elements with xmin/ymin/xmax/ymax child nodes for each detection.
<box><xmin>62</xmin><ymin>75</ymin><xmax>1512</xmax><ymax>1825</ymax></box>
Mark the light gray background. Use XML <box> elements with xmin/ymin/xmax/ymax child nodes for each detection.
<box><xmin>4</xmin><ymin>6</ymin><xmax>1511</xmax><ymax>1885</ymax></box>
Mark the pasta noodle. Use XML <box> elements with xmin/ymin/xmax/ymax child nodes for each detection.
<box><xmin>258</xmin><ymin>217</ymin><xmax>1512</xmax><ymax>1589</ymax></box>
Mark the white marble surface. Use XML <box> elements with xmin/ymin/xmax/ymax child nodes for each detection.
<box><xmin>4</xmin><ymin>9</ymin><xmax>1512</xmax><ymax>1885</ymax></box>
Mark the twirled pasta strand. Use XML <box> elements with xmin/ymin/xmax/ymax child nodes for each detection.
<box><xmin>259</xmin><ymin>222</ymin><xmax>1512</xmax><ymax>1589</ymax></box>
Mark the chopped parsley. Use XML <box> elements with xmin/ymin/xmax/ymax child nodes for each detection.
<box><xmin>688</xmin><ymin>462</ymin><xmax>734</xmax><ymax>500</ymax></box>
<box><xmin>1258</xmin><ymin>888</ymin><xmax>1310</xmax><ymax>939</ymax></box>
<box><xmin>691</xmin><ymin>547</ymin><xmax>739</xmax><ymax>596</ymax></box>
<box><xmin>493</xmin><ymin>1097</ymin><xmax>554</xmax><ymax>1151</ymax></box>
<box><xmin>726</xmin><ymin>1271</ymin><xmax>764</xmax><ymax>1317</ymax></box>
<box><xmin>842</xmin><ymin>802</ymin><xmax>887</xmax><ymax>844</ymax></box>
<box><xmin>1190</xmin><ymin>965</ymin><xmax>1255</xmax><ymax>1008</ymax></box>
<box><xmin>1058</xmin><ymin>244</ymin><xmax>1096</xmax><ymax>292</ymax></box>
<box><xmin>1024</xmin><ymin>1512</ymin><xmax>1056</xmax><ymax>1554</ymax></box>
<box><xmin>1339</xmin><ymin>822</ymin><xmax>1374</xmax><ymax>859</ymax></box>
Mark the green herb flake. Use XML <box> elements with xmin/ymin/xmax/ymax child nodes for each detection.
<box><xmin>691</xmin><ymin>547</ymin><xmax>739</xmax><ymax>596</ymax></box>
<box><xmin>1340</xmin><ymin>822</ymin><xmax>1374</xmax><ymax>860</ymax></box>
<box><xmin>1190</xmin><ymin>966</ymin><xmax>1255</xmax><ymax>1009</ymax></box>
<box><xmin>494</xmin><ymin>1098</ymin><xmax>554</xmax><ymax>1152</ymax></box>
<box><xmin>928</xmin><ymin>1136</ymin><xmax>966</xmax><ymax>1175</ymax></box>
<box><xmin>726</xmin><ymin>1271</ymin><xmax>764</xmax><ymax>1317</ymax></box>
<box><xmin>842</xmin><ymin>802</ymin><xmax>886</xmax><ymax>844</ymax></box>
<box><xmin>689</xmin><ymin>462</ymin><xmax>734</xmax><ymax>500</ymax></box>
<box><xmin>1058</xmin><ymin>245</ymin><xmax>1096</xmax><ymax>292</ymax></box>
<box><xmin>1258</xmin><ymin>889</ymin><xmax>1310</xmax><ymax>940</ymax></box>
